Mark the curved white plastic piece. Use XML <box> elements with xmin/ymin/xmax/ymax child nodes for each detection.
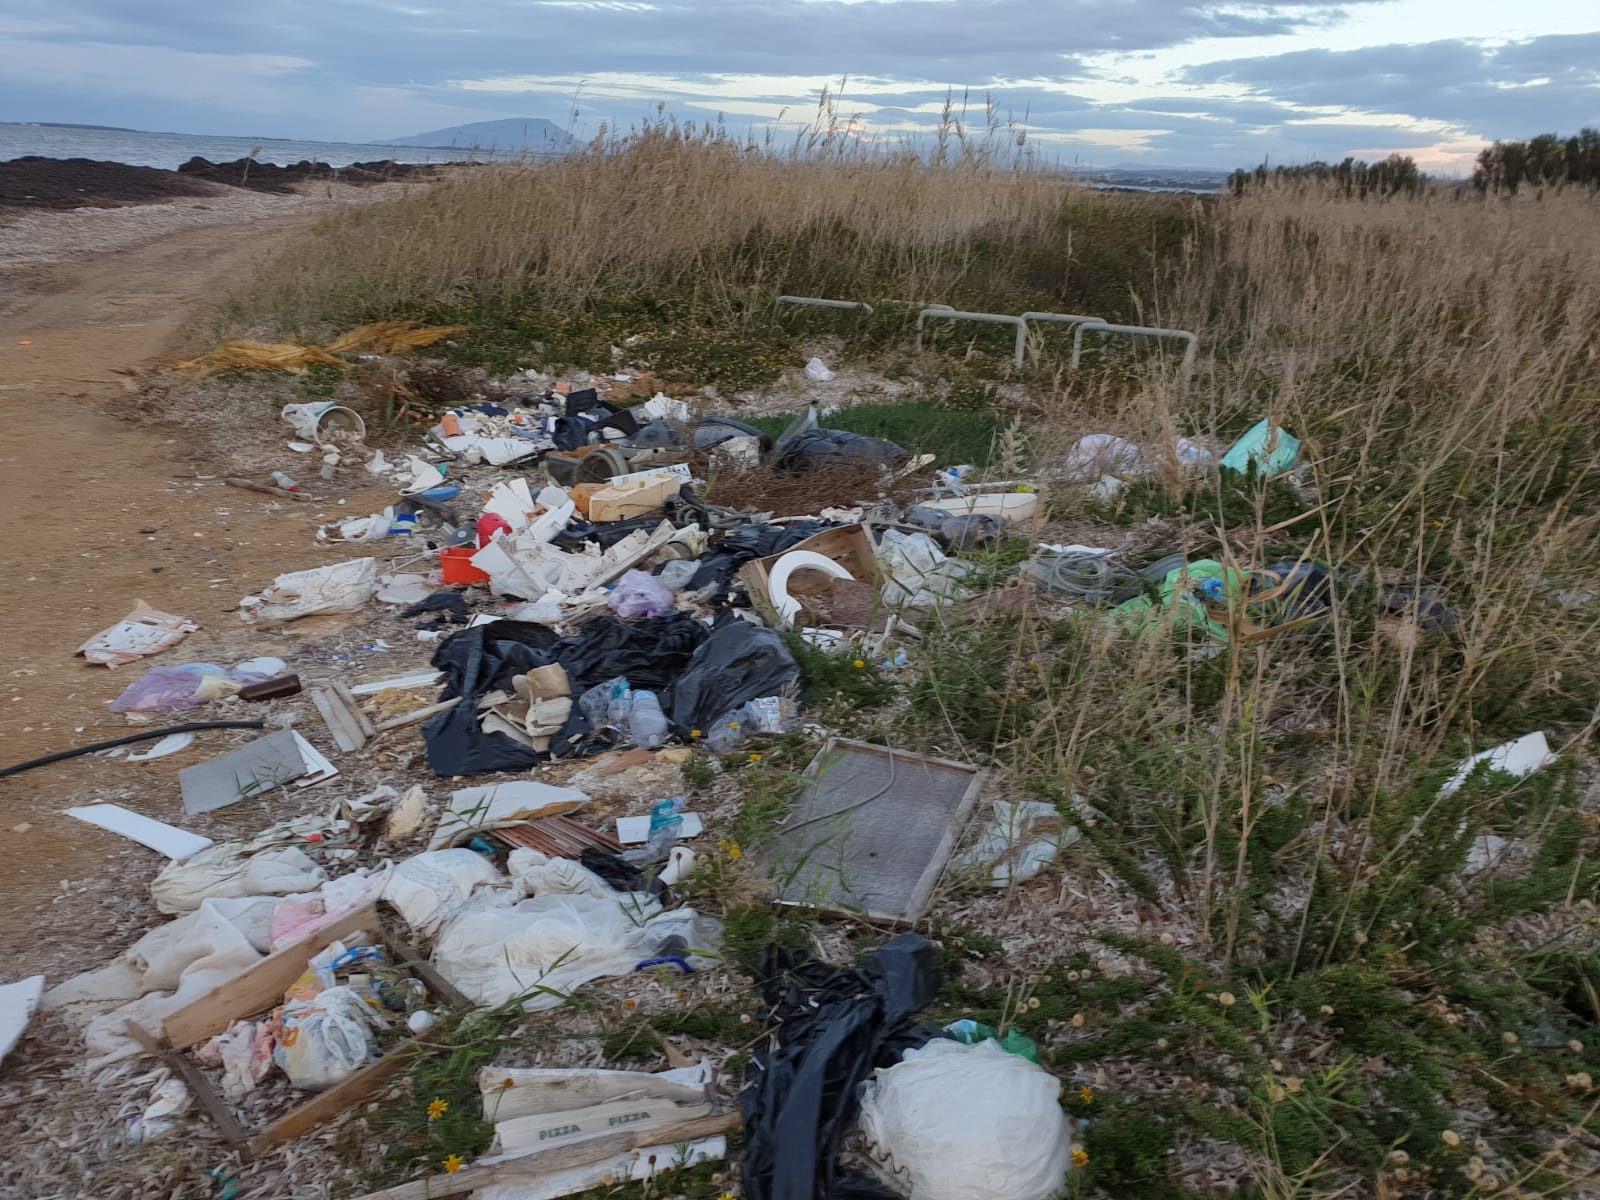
<box><xmin>659</xmin><ymin>846</ymin><xmax>697</xmax><ymax>887</ymax></box>
<box><xmin>768</xmin><ymin>550</ymin><xmax>855</xmax><ymax>626</ymax></box>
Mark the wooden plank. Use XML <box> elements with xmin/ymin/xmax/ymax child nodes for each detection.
<box><xmin>310</xmin><ymin>687</ymin><xmax>367</xmax><ymax>752</ymax></box>
<box><xmin>125</xmin><ymin>1021</ymin><xmax>252</xmax><ymax>1147</ymax></box>
<box><xmin>377</xmin><ymin>922</ymin><xmax>473</xmax><ymax>1012</ymax></box>
<box><xmin>249</xmin><ymin>1046</ymin><xmax>412</xmax><ymax>1154</ymax></box>
<box><xmin>352</xmin><ymin>1112</ymin><xmax>739</xmax><ymax>1200</ymax></box>
<box><xmin>373</xmin><ymin>698</ymin><xmax>458</xmax><ymax>734</ymax></box>
<box><xmin>332</xmin><ymin>681</ymin><xmax>378</xmax><ymax>738</ymax></box>
<box><xmin>162</xmin><ymin>903</ymin><xmax>380</xmax><ymax>1049</ymax></box>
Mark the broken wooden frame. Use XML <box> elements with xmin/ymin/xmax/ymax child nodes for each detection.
<box><xmin>145</xmin><ymin>901</ymin><xmax>470</xmax><ymax>1157</ymax></box>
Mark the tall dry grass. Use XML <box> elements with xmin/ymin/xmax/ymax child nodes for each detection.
<box><xmin>230</xmin><ymin>118</ymin><xmax>1186</xmax><ymax>334</ymax></box>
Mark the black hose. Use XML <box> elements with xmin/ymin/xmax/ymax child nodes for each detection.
<box><xmin>0</xmin><ymin>720</ymin><xmax>266</xmax><ymax>779</ymax></box>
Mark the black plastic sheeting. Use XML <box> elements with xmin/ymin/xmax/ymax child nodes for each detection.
<box><xmin>742</xmin><ymin>934</ymin><xmax>944</xmax><ymax>1200</ymax></box>
<box><xmin>686</xmin><ymin>520</ymin><xmax>835</xmax><ymax>595</ymax></box>
<box><xmin>424</xmin><ymin>614</ymin><xmax>709</xmax><ymax>775</ymax></box>
<box><xmin>773</xmin><ymin>428</ymin><xmax>906</xmax><ymax>473</ymax></box>
<box><xmin>664</xmin><ymin>619</ymin><xmax>800</xmax><ymax>736</ymax></box>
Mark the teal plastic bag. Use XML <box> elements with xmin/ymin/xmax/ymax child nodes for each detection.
<box><xmin>1221</xmin><ymin>419</ymin><xmax>1300</xmax><ymax>477</ymax></box>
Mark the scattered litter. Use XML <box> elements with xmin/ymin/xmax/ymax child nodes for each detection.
<box><xmin>858</xmin><ymin>1038</ymin><xmax>1077</xmax><ymax>1200</ymax></box>
<box><xmin>767</xmin><ymin>739</ymin><xmax>985</xmax><ymax>923</ymax></box>
<box><xmin>177</xmin><ymin>729</ymin><xmax>337</xmax><ymax>817</ymax></box>
<box><xmin>126</xmin><ymin>1073</ymin><xmax>192</xmax><ymax>1143</ymax></box>
<box><xmin>429</xmin><ymin>780</ymin><xmax>591</xmax><ymax>851</ymax></box>
<box><xmin>1439</xmin><ymin>731</ymin><xmax>1556</xmax><ymax>796</ymax></box>
<box><xmin>952</xmin><ymin>799</ymin><xmax>1080</xmax><ymax>886</ymax></box>
<box><xmin>76</xmin><ymin>602</ymin><xmax>199</xmax><ymax>667</ymax></box>
<box><xmin>126</xmin><ymin>731</ymin><xmax>197</xmax><ymax>760</ymax></box>
<box><xmin>349</xmin><ymin>671</ymin><xmax>443</xmax><ymax>695</ymax></box>
<box><xmin>241</xmin><ymin>558</ymin><xmax>378</xmax><ymax>623</ymax></box>
<box><xmin>616</xmin><ymin>811</ymin><xmax>704</xmax><ymax>844</ymax></box>
<box><xmin>804</xmin><ymin>355</ymin><xmax>836</xmax><ymax>381</ymax></box>
<box><xmin>275</xmin><ymin>984</ymin><xmax>383</xmax><ymax>1090</ymax></box>
<box><xmin>385</xmin><ymin>785</ymin><xmax>431</xmax><ymax>840</ymax></box>
<box><xmin>0</xmin><ymin>975</ymin><xmax>45</xmax><ymax>1067</ymax></box>
<box><xmin>66</xmin><ymin>804</ymin><xmax>213</xmax><ymax>860</ymax></box>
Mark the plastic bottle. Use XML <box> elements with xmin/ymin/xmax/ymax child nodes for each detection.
<box><xmin>628</xmin><ymin>690</ymin><xmax>669</xmax><ymax>749</ymax></box>
<box><xmin>704</xmin><ymin>705</ymin><xmax>752</xmax><ymax>753</ymax></box>
<box><xmin>270</xmin><ymin>471</ymin><xmax>299</xmax><ymax>491</ymax></box>
<box><xmin>645</xmin><ymin>797</ymin><xmax>686</xmax><ymax>858</ymax></box>
<box><xmin>606</xmin><ymin>679</ymin><xmax>635</xmax><ymax>728</ymax></box>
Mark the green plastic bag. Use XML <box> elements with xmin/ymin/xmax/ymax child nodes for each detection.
<box><xmin>945</xmin><ymin>1018</ymin><xmax>1040</xmax><ymax>1063</ymax></box>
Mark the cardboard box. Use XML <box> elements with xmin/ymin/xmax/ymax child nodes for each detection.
<box><xmin>737</xmin><ymin>524</ymin><xmax>879</xmax><ymax>626</ymax></box>
<box><xmin>586</xmin><ymin>474</ymin><xmax>680</xmax><ymax>523</ymax></box>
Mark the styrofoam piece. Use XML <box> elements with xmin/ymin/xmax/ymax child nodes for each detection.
<box><xmin>66</xmin><ymin>804</ymin><xmax>213</xmax><ymax>860</ymax></box>
<box><xmin>768</xmin><ymin>549</ymin><xmax>855</xmax><ymax>626</ymax></box>
<box><xmin>349</xmin><ymin>671</ymin><xmax>443</xmax><ymax>695</ymax></box>
<box><xmin>0</xmin><ymin>976</ymin><xmax>45</xmax><ymax>1067</ymax></box>
<box><xmin>1439</xmin><ymin>731</ymin><xmax>1556</xmax><ymax>796</ymax></box>
<box><xmin>605</xmin><ymin>463</ymin><xmax>692</xmax><ymax>488</ymax></box>
<box><xmin>440</xmin><ymin>434</ymin><xmax>542</xmax><ymax>466</ymax></box>
<box><xmin>291</xmin><ymin>732</ymin><xmax>339</xmax><ymax>787</ymax></box>
<box><xmin>615</xmin><ymin>813</ymin><xmax>704</xmax><ymax>844</ymax></box>
<box><xmin>923</xmin><ymin>492</ymin><xmax>1039</xmax><ymax>522</ymax></box>
<box><xmin>525</xmin><ymin>499</ymin><xmax>577</xmax><ymax>545</ymax></box>
<box><xmin>485</xmin><ymin>479</ymin><xmax>538</xmax><ymax>532</ymax></box>
<box><xmin>125</xmin><ymin>732</ymin><xmax>196</xmax><ymax>762</ymax></box>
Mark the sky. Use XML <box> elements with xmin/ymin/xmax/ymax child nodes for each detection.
<box><xmin>1</xmin><ymin>0</ymin><xmax>1597</xmax><ymax>172</ymax></box>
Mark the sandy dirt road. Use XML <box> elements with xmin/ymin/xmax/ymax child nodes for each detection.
<box><xmin>0</xmin><ymin>209</ymin><xmax>389</xmax><ymax>966</ymax></box>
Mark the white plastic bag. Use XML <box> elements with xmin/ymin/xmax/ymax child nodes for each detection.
<box><xmin>507</xmin><ymin>849</ymin><xmax>615</xmax><ymax>900</ymax></box>
<box><xmin>877</xmin><ymin>530</ymin><xmax>969</xmax><ymax>608</ymax></box>
<box><xmin>857</xmin><ymin>1039</ymin><xmax>1076</xmax><ymax>1200</ymax></box>
<box><xmin>432</xmin><ymin>893</ymin><xmax>661</xmax><ymax>1009</ymax></box>
<box><xmin>274</xmin><ymin>985</ymin><xmax>384</xmax><ymax>1090</ymax></box>
<box><xmin>242</xmin><ymin>558</ymin><xmax>378</xmax><ymax>623</ymax></box>
<box><xmin>382</xmin><ymin>849</ymin><xmax>504</xmax><ymax>936</ymax></box>
<box><xmin>804</xmin><ymin>356</ymin><xmax>836</xmax><ymax>382</ymax></box>
<box><xmin>151</xmin><ymin>845</ymin><xmax>327</xmax><ymax>915</ymax></box>
<box><xmin>952</xmin><ymin>800</ymin><xmax>1080</xmax><ymax>887</ymax></box>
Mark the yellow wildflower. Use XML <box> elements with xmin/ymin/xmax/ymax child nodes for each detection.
<box><xmin>853</xmin><ymin>659</ymin><xmax>865</xmax><ymax>669</ymax></box>
<box><xmin>442</xmin><ymin>1154</ymin><xmax>464</xmax><ymax>1173</ymax></box>
<box><xmin>1079</xmin><ymin>1085</ymin><xmax>1095</xmax><ymax>1105</ymax></box>
<box><xmin>426</xmin><ymin>1098</ymin><xmax>449</xmax><ymax>1121</ymax></box>
<box><xmin>1072</xmin><ymin>1147</ymin><xmax>1089</xmax><ymax>1167</ymax></box>
<box><xmin>728</xmin><ymin>842</ymin><xmax>743</xmax><ymax>861</ymax></box>
<box><xmin>749</xmin><ymin>753</ymin><xmax>762</xmax><ymax>762</ymax></box>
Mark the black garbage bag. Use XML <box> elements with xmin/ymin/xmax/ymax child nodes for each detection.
<box><xmin>686</xmin><ymin>520</ymin><xmax>834</xmax><ymax>595</ymax></box>
<box><xmin>546</xmin><ymin>612</ymin><xmax>712</xmax><ymax>757</ymax></box>
<box><xmin>400</xmin><ymin>591</ymin><xmax>473</xmax><ymax>628</ymax></box>
<box><xmin>663</xmin><ymin>618</ymin><xmax>800</xmax><ymax>734</ymax></box>
<box><xmin>424</xmin><ymin>621</ymin><xmax>562</xmax><ymax>775</ymax></box>
<box><xmin>742</xmin><ymin>934</ymin><xmax>944</xmax><ymax>1200</ymax></box>
<box><xmin>426</xmin><ymin>614</ymin><xmax>710</xmax><ymax>773</ymax></box>
<box><xmin>773</xmin><ymin>428</ymin><xmax>906</xmax><ymax>473</ymax></box>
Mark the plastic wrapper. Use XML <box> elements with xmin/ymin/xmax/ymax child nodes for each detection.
<box><xmin>608</xmin><ymin>570</ymin><xmax>674</xmax><ymax>619</ymax></box>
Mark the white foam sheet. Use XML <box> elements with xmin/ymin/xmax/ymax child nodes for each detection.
<box><xmin>66</xmin><ymin>805</ymin><xmax>213</xmax><ymax>860</ymax></box>
<box><xmin>0</xmin><ymin>976</ymin><xmax>46</xmax><ymax>1067</ymax></box>
<box><xmin>615</xmin><ymin>813</ymin><xmax>704</xmax><ymax>845</ymax></box>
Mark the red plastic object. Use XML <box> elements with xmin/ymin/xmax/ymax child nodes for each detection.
<box><xmin>440</xmin><ymin>545</ymin><xmax>491</xmax><ymax>585</ymax></box>
<box><xmin>476</xmin><ymin>513</ymin><xmax>512</xmax><ymax>548</ymax></box>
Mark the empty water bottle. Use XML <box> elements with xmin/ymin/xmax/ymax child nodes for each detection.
<box><xmin>646</xmin><ymin>796</ymin><xmax>686</xmax><ymax>858</ymax></box>
<box><xmin>704</xmin><ymin>705</ymin><xmax>752</xmax><ymax>753</ymax></box>
<box><xmin>628</xmin><ymin>690</ymin><xmax>669</xmax><ymax>749</ymax></box>
<box><xmin>270</xmin><ymin>471</ymin><xmax>299</xmax><ymax>491</ymax></box>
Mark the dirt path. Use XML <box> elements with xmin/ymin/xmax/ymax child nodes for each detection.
<box><xmin>0</xmin><ymin>213</ymin><xmax>371</xmax><ymax>965</ymax></box>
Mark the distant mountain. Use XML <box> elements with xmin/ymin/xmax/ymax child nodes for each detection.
<box><xmin>380</xmin><ymin>118</ymin><xmax>575</xmax><ymax>154</ymax></box>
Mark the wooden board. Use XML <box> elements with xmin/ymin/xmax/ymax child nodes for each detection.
<box><xmin>766</xmin><ymin>738</ymin><xmax>986</xmax><ymax>924</ymax></box>
<box><xmin>126</xmin><ymin>1021</ymin><xmax>252</xmax><ymax>1147</ymax></box>
<box><xmin>161</xmin><ymin>903</ymin><xmax>380</xmax><ymax>1049</ymax></box>
<box><xmin>249</xmin><ymin>1047</ymin><xmax>412</xmax><ymax>1154</ymax></box>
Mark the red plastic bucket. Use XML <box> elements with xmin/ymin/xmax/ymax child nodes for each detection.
<box><xmin>440</xmin><ymin>545</ymin><xmax>490</xmax><ymax>585</ymax></box>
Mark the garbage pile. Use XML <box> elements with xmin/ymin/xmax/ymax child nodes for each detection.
<box><xmin>7</xmin><ymin>373</ymin><xmax>1502</xmax><ymax>1199</ymax></box>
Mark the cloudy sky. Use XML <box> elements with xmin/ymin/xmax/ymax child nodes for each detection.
<box><xmin>2</xmin><ymin>0</ymin><xmax>1596</xmax><ymax>171</ymax></box>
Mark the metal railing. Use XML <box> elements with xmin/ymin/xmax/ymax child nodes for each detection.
<box><xmin>775</xmin><ymin>295</ymin><xmax>875</xmax><ymax>316</ymax></box>
<box><xmin>915</xmin><ymin>308</ymin><xmax>1029</xmax><ymax>365</ymax></box>
<box><xmin>1071</xmin><ymin>321</ymin><xmax>1198</xmax><ymax>382</ymax></box>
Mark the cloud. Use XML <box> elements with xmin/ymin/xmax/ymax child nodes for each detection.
<box><xmin>2</xmin><ymin>1</ymin><xmax>1593</xmax><ymax>166</ymax></box>
<box><xmin>1181</xmin><ymin>33</ymin><xmax>1600</xmax><ymax>140</ymax></box>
